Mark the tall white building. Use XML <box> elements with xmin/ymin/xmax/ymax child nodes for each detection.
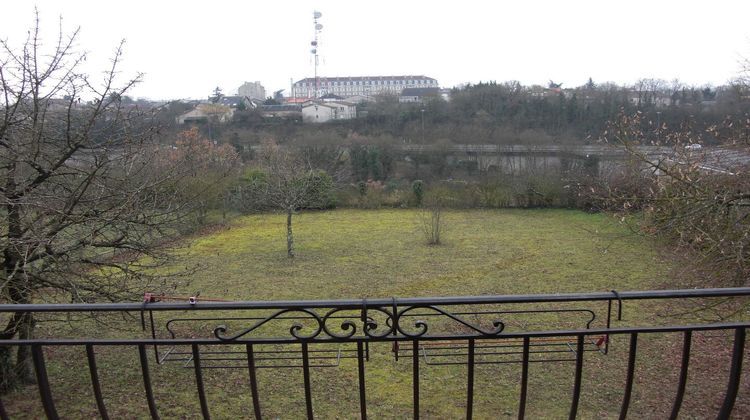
<box><xmin>292</xmin><ymin>75</ymin><xmax>438</xmax><ymax>98</ymax></box>
<box><xmin>237</xmin><ymin>81</ymin><xmax>266</xmax><ymax>100</ymax></box>
<box><xmin>302</xmin><ymin>101</ymin><xmax>357</xmax><ymax>123</ymax></box>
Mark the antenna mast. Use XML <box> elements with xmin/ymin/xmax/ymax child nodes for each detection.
<box><xmin>311</xmin><ymin>11</ymin><xmax>323</xmax><ymax>99</ymax></box>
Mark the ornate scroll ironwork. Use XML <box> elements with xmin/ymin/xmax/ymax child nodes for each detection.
<box><xmin>212</xmin><ymin>303</ymin><xmax>506</xmax><ymax>341</ymax></box>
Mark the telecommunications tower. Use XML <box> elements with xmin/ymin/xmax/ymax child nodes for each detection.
<box><xmin>311</xmin><ymin>11</ymin><xmax>323</xmax><ymax>98</ymax></box>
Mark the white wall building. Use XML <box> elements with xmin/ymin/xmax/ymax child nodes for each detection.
<box><xmin>302</xmin><ymin>101</ymin><xmax>357</xmax><ymax>123</ymax></box>
<box><xmin>293</xmin><ymin>75</ymin><xmax>438</xmax><ymax>98</ymax></box>
<box><xmin>399</xmin><ymin>87</ymin><xmax>441</xmax><ymax>103</ymax></box>
<box><xmin>237</xmin><ymin>81</ymin><xmax>266</xmax><ymax>100</ymax></box>
<box><xmin>176</xmin><ymin>104</ymin><xmax>234</xmax><ymax>124</ymax></box>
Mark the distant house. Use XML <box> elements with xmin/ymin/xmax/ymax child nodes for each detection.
<box><xmin>237</xmin><ymin>81</ymin><xmax>266</xmax><ymax>100</ymax></box>
<box><xmin>218</xmin><ymin>96</ymin><xmax>260</xmax><ymax>109</ymax></box>
<box><xmin>319</xmin><ymin>93</ymin><xmax>344</xmax><ymax>101</ymax></box>
<box><xmin>283</xmin><ymin>97</ymin><xmax>310</xmax><ymax>105</ymax></box>
<box><xmin>301</xmin><ymin>101</ymin><xmax>356</xmax><ymax>123</ymax></box>
<box><xmin>626</xmin><ymin>91</ymin><xmax>673</xmax><ymax>108</ymax></box>
<box><xmin>260</xmin><ymin>104</ymin><xmax>302</xmax><ymax>119</ymax></box>
<box><xmin>439</xmin><ymin>88</ymin><xmax>452</xmax><ymax>102</ymax></box>
<box><xmin>176</xmin><ymin>103</ymin><xmax>234</xmax><ymax>124</ymax></box>
<box><xmin>399</xmin><ymin>87</ymin><xmax>441</xmax><ymax>103</ymax></box>
<box><xmin>529</xmin><ymin>86</ymin><xmax>563</xmax><ymax>99</ymax></box>
<box><xmin>343</xmin><ymin>94</ymin><xmax>376</xmax><ymax>104</ymax></box>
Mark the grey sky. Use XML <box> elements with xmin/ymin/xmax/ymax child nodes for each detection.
<box><xmin>2</xmin><ymin>1</ymin><xmax>749</xmax><ymax>100</ymax></box>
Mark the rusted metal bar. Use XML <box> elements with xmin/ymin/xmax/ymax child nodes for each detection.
<box><xmin>138</xmin><ymin>344</ymin><xmax>160</xmax><ymax>419</ymax></box>
<box><xmin>86</xmin><ymin>344</ymin><xmax>109</xmax><ymax>420</ymax></box>
<box><xmin>32</xmin><ymin>344</ymin><xmax>58</xmax><ymax>419</ymax></box>
<box><xmin>568</xmin><ymin>336</ymin><xmax>585</xmax><ymax>420</ymax></box>
<box><xmin>717</xmin><ymin>328</ymin><xmax>746</xmax><ymax>419</ymax></box>
<box><xmin>467</xmin><ymin>338</ymin><xmax>475</xmax><ymax>420</ymax></box>
<box><xmin>192</xmin><ymin>344</ymin><xmax>210</xmax><ymax>419</ymax></box>
<box><xmin>518</xmin><ymin>337</ymin><xmax>530</xmax><ymax>420</ymax></box>
<box><xmin>669</xmin><ymin>330</ymin><xmax>692</xmax><ymax>420</ymax></box>
<box><xmin>302</xmin><ymin>342</ymin><xmax>314</xmax><ymax>419</ymax></box>
<box><xmin>619</xmin><ymin>333</ymin><xmax>637</xmax><ymax>420</ymax></box>
<box><xmin>245</xmin><ymin>344</ymin><xmax>262</xmax><ymax>420</ymax></box>
<box><xmin>357</xmin><ymin>342</ymin><xmax>367</xmax><ymax>420</ymax></box>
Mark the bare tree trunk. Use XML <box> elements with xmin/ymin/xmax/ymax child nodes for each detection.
<box><xmin>15</xmin><ymin>313</ymin><xmax>36</xmax><ymax>386</ymax></box>
<box><xmin>0</xmin><ymin>312</ymin><xmax>18</xmax><ymax>393</ymax></box>
<box><xmin>0</xmin><ymin>161</ymin><xmax>35</xmax><ymax>391</ymax></box>
<box><xmin>286</xmin><ymin>208</ymin><xmax>295</xmax><ymax>258</ymax></box>
<box><xmin>0</xmin><ymin>345</ymin><xmax>13</xmax><ymax>394</ymax></box>
<box><xmin>222</xmin><ymin>196</ymin><xmax>228</xmax><ymax>222</ymax></box>
<box><xmin>0</xmin><ymin>310</ymin><xmax>35</xmax><ymax>393</ymax></box>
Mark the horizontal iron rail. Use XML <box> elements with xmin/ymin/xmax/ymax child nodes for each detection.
<box><xmin>0</xmin><ymin>287</ymin><xmax>748</xmax><ymax>312</ymax></box>
<box><xmin>2</xmin><ymin>322</ymin><xmax>748</xmax><ymax>345</ymax></box>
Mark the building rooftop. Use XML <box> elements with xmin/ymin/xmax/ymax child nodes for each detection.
<box><xmin>260</xmin><ymin>104</ymin><xmax>301</xmax><ymax>112</ymax></box>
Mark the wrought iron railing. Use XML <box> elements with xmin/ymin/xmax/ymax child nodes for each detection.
<box><xmin>0</xmin><ymin>287</ymin><xmax>749</xmax><ymax>419</ymax></box>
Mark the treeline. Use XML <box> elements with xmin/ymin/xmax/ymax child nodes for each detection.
<box><xmin>160</xmin><ymin>78</ymin><xmax>750</xmax><ymax>153</ymax></box>
<box><xmin>355</xmin><ymin>79</ymin><xmax>749</xmax><ymax>144</ymax></box>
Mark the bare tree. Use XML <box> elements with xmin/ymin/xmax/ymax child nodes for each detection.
<box><xmin>418</xmin><ymin>188</ymin><xmax>449</xmax><ymax>245</ymax></box>
<box><xmin>739</xmin><ymin>54</ymin><xmax>750</xmax><ymax>88</ymax></box>
<box><xmin>251</xmin><ymin>141</ymin><xmax>334</xmax><ymax>258</ymax></box>
<box><xmin>0</xmin><ymin>13</ymin><xmax>197</xmax><ymax>391</ymax></box>
<box><xmin>169</xmin><ymin>127</ymin><xmax>239</xmax><ymax>224</ymax></box>
<box><xmin>633</xmin><ymin>78</ymin><xmax>667</xmax><ymax>108</ymax></box>
<box><xmin>599</xmin><ymin>111</ymin><xmax>750</xmax><ymax>286</ymax></box>
<box><xmin>667</xmin><ymin>79</ymin><xmax>684</xmax><ymax>107</ymax></box>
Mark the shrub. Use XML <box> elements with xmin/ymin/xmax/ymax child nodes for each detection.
<box><xmin>303</xmin><ymin>170</ymin><xmax>337</xmax><ymax>209</ymax></box>
<box><xmin>231</xmin><ymin>168</ymin><xmax>336</xmax><ymax>212</ymax></box>
<box><xmin>472</xmin><ymin>178</ymin><xmax>514</xmax><ymax>208</ymax></box>
<box><xmin>418</xmin><ymin>188</ymin><xmax>450</xmax><ymax>245</ymax></box>
<box><xmin>412</xmin><ymin>180</ymin><xmax>425</xmax><ymax>206</ymax></box>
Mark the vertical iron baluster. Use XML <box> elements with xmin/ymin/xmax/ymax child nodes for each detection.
<box><xmin>568</xmin><ymin>335</ymin><xmax>584</xmax><ymax>420</ymax></box>
<box><xmin>31</xmin><ymin>344</ymin><xmax>58</xmax><ymax>419</ymax></box>
<box><xmin>467</xmin><ymin>339</ymin><xmax>475</xmax><ymax>420</ymax></box>
<box><xmin>149</xmin><ymin>310</ymin><xmax>159</xmax><ymax>362</ymax></box>
<box><xmin>717</xmin><ymin>328</ymin><xmax>746</xmax><ymax>419</ymax></box>
<box><xmin>191</xmin><ymin>344</ymin><xmax>210</xmax><ymax>419</ymax></box>
<box><xmin>365</xmin><ymin>341</ymin><xmax>370</xmax><ymax>362</ymax></box>
<box><xmin>301</xmin><ymin>342</ymin><xmax>314</xmax><ymax>420</ymax></box>
<box><xmin>619</xmin><ymin>333</ymin><xmax>638</xmax><ymax>420</ymax></box>
<box><xmin>669</xmin><ymin>330</ymin><xmax>692</xmax><ymax>420</ymax></box>
<box><xmin>138</xmin><ymin>344</ymin><xmax>160</xmax><ymax>419</ymax></box>
<box><xmin>245</xmin><ymin>344</ymin><xmax>262</xmax><ymax>420</ymax></box>
<box><xmin>518</xmin><ymin>337</ymin><xmax>530</xmax><ymax>420</ymax></box>
<box><xmin>413</xmin><ymin>340</ymin><xmax>420</xmax><ymax>420</ymax></box>
<box><xmin>85</xmin><ymin>344</ymin><xmax>109</xmax><ymax>420</ymax></box>
<box><xmin>605</xmin><ymin>299</ymin><xmax>612</xmax><ymax>355</ymax></box>
<box><xmin>357</xmin><ymin>342</ymin><xmax>367</xmax><ymax>420</ymax></box>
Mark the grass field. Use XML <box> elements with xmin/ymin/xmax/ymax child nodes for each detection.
<box><xmin>4</xmin><ymin>209</ymin><xmax>748</xmax><ymax>418</ymax></box>
<box><xmin>181</xmin><ymin>209</ymin><xmax>668</xmax><ymax>299</ymax></box>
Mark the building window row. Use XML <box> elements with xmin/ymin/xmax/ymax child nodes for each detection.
<box><xmin>298</xmin><ymin>79</ymin><xmax>435</xmax><ymax>88</ymax></box>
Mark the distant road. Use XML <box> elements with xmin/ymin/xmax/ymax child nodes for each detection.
<box><xmin>248</xmin><ymin>142</ymin><xmax>750</xmax><ymax>172</ymax></box>
<box><xmin>398</xmin><ymin>144</ymin><xmax>750</xmax><ymax>175</ymax></box>
<box><xmin>398</xmin><ymin>144</ymin><xmax>673</xmax><ymax>157</ymax></box>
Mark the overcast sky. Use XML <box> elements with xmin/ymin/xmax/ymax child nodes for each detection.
<box><xmin>2</xmin><ymin>1</ymin><xmax>749</xmax><ymax>100</ymax></box>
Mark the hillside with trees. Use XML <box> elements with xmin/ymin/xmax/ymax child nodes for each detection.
<box><xmin>166</xmin><ymin>78</ymin><xmax>750</xmax><ymax>155</ymax></box>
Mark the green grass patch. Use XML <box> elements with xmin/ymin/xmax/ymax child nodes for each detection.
<box><xmin>181</xmin><ymin>209</ymin><xmax>668</xmax><ymax>300</ymax></box>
